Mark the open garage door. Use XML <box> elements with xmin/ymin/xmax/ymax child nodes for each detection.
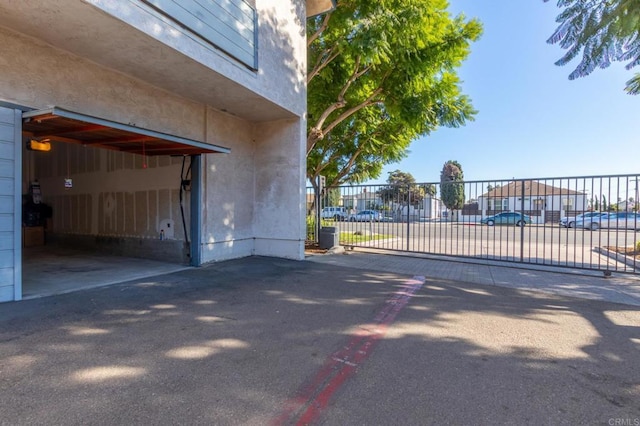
<box><xmin>22</xmin><ymin>107</ymin><xmax>229</xmax><ymax>156</ymax></box>
<box><xmin>19</xmin><ymin>107</ymin><xmax>229</xmax><ymax>299</ymax></box>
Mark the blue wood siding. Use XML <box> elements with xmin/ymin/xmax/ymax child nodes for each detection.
<box><xmin>0</xmin><ymin>106</ymin><xmax>21</xmax><ymax>302</ymax></box>
<box><xmin>142</xmin><ymin>0</ymin><xmax>257</xmax><ymax>69</ymax></box>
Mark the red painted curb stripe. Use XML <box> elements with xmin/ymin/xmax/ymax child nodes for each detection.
<box><xmin>272</xmin><ymin>276</ymin><xmax>425</xmax><ymax>425</ymax></box>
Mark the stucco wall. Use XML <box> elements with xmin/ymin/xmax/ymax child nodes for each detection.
<box><xmin>1</xmin><ymin>20</ymin><xmax>306</xmax><ymax>265</ymax></box>
<box><xmin>254</xmin><ymin>0</ymin><xmax>307</xmax><ymax>115</ymax></box>
<box><xmin>201</xmin><ymin>109</ymin><xmax>257</xmax><ymax>261</ymax></box>
<box><xmin>0</xmin><ymin>26</ymin><xmax>206</xmax><ymax>141</ymax></box>
<box><xmin>200</xmin><ymin>109</ymin><xmax>306</xmax><ymax>262</ymax></box>
<box><xmin>85</xmin><ymin>0</ymin><xmax>307</xmax><ymax>116</ymax></box>
<box><xmin>0</xmin><ymin>0</ymin><xmax>308</xmax><ymax>121</ymax></box>
<box><xmin>252</xmin><ymin>119</ymin><xmax>306</xmax><ymax>259</ymax></box>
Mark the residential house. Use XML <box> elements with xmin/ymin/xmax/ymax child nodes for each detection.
<box><xmin>616</xmin><ymin>200</ymin><xmax>639</xmax><ymax>212</ymax></box>
<box><xmin>478</xmin><ymin>181</ymin><xmax>588</xmax><ymax>223</ymax></box>
<box><xmin>0</xmin><ymin>0</ymin><xmax>334</xmax><ymax>302</ymax></box>
<box><xmin>342</xmin><ymin>190</ymin><xmax>383</xmax><ymax>212</ymax></box>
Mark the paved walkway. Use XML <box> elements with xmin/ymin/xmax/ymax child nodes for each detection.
<box><xmin>305</xmin><ymin>249</ymin><xmax>640</xmax><ymax>307</ymax></box>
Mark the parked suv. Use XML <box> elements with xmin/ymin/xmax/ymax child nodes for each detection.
<box><xmin>321</xmin><ymin>206</ymin><xmax>348</xmax><ymax>220</ymax></box>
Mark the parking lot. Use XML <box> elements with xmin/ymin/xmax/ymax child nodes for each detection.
<box><xmin>1</xmin><ymin>256</ymin><xmax>639</xmax><ymax>424</ymax></box>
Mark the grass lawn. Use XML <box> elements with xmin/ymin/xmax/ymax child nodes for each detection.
<box><xmin>339</xmin><ymin>232</ymin><xmax>392</xmax><ymax>244</ymax></box>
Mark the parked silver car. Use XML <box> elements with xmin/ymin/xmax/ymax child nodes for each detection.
<box><xmin>575</xmin><ymin>212</ymin><xmax>640</xmax><ymax>231</ymax></box>
<box><xmin>560</xmin><ymin>212</ymin><xmax>606</xmax><ymax>228</ymax></box>
<box><xmin>348</xmin><ymin>210</ymin><xmax>383</xmax><ymax>222</ymax></box>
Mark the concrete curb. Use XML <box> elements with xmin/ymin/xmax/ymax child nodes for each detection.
<box><xmin>595</xmin><ymin>246</ymin><xmax>639</xmax><ymax>272</ymax></box>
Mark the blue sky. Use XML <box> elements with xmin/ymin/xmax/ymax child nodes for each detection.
<box><xmin>368</xmin><ymin>0</ymin><xmax>638</xmax><ymax>185</ymax></box>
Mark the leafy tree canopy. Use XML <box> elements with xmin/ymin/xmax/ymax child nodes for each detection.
<box><xmin>545</xmin><ymin>0</ymin><xmax>640</xmax><ymax>94</ymax></box>
<box><xmin>322</xmin><ymin>187</ymin><xmax>341</xmax><ymax>207</ymax></box>
<box><xmin>440</xmin><ymin>160</ymin><xmax>465</xmax><ymax>210</ymax></box>
<box><xmin>377</xmin><ymin>170</ymin><xmax>435</xmax><ymax>206</ymax></box>
<box><xmin>307</xmin><ymin>0</ymin><xmax>482</xmax><ymax>190</ymax></box>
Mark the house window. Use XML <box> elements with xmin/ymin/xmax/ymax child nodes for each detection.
<box><xmin>533</xmin><ymin>198</ymin><xmax>545</xmax><ymax>210</ymax></box>
<box><xmin>489</xmin><ymin>198</ymin><xmax>508</xmax><ymax>210</ymax></box>
<box><xmin>517</xmin><ymin>197</ymin><xmax>531</xmax><ymax>209</ymax></box>
<box><xmin>563</xmin><ymin>198</ymin><xmax>574</xmax><ymax>211</ymax></box>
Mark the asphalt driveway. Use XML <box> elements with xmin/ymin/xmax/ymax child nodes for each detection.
<box><xmin>1</xmin><ymin>257</ymin><xmax>639</xmax><ymax>425</ymax></box>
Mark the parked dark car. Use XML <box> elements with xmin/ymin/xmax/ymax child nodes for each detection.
<box><xmin>480</xmin><ymin>212</ymin><xmax>532</xmax><ymax>227</ymax></box>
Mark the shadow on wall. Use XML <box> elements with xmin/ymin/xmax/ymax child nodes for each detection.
<box><xmin>259</xmin><ymin>3</ymin><xmax>306</xmax><ymax>99</ymax></box>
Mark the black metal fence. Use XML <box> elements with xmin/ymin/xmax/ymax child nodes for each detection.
<box><xmin>307</xmin><ymin>174</ymin><xmax>640</xmax><ymax>274</ymax></box>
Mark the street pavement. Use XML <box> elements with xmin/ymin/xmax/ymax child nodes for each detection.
<box><xmin>1</xmin><ymin>255</ymin><xmax>639</xmax><ymax>425</ymax></box>
<box><xmin>306</xmin><ymin>248</ymin><xmax>640</xmax><ymax>307</ymax></box>
<box><xmin>335</xmin><ymin>221</ymin><xmax>640</xmax><ymax>273</ymax></box>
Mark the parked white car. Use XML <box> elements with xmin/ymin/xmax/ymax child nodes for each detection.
<box><xmin>575</xmin><ymin>212</ymin><xmax>640</xmax><ymax>231</ymax></box>
<box><xmin>560</xmin><ymin>212</ymin><xmax>606</xmax><ymax>228</ymax></box>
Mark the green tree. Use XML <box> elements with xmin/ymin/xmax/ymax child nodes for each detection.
<box><xmin>322</xmin><ymin>187</ymin><xmax>341</xmax><ymax>207</ymax></box>
<box><xmin>486</xmin><ymin>183</ymin><xmax>501</xmax><ymax>194</ymax></box>
<box><xmin>545</xmin><ymin>0</ymin><xmax>640</xmax><ymax>94</ymax></box>
<box><xmin>307</xmin><ymin>0</ymin><xmax>482</xmax><ymax>194</ymax></box>
<box><xmin>377</xmin><ymin>170</ymin><xmax>427</xmax><ymax>206</ymax></box>
<box><xmin>423</xmin><ymin>183</ymin><xmax>437</xmax><ymax>197</ymax></box>
<box><xmin>440</xmin><ymin>160</ymin><xmax>465</xmax><ymax>211</ymax></box>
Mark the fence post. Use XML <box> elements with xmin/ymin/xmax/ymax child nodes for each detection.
<box><xmin>406</xmin><ymin>185</ymin><xmax>411</xmax><ymax>251</ymax></box>
<box><xmin>520</xmin><ymin>179</ymin><xmax>525</xmax><ymax>262</ymax></box>
<box><xmin>316</xmin><ymin>176</ymin><xmax>325</xmax><ymax>243</ymax></box>
<box><xmin>315</xmin><ymin>188</ymin><xmax>321</xmax><ymax>243</ymax></box>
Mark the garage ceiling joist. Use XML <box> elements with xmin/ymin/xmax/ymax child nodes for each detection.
<box><xmin>22</xmin><ymin>107</ymin><xmax>230</xmax><ymax>156</ymax></box>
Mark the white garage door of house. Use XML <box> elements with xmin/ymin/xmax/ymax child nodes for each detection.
<box><xmin>0</xmin><ymin>106</ymin><xmax>22</xmax><ymax>302</ymax></box>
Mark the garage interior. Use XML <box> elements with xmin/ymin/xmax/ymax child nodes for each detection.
<box><xmin>20</xmin><ymin>107</ymin><xmax>228</xmax><ymax>299</ymax></box>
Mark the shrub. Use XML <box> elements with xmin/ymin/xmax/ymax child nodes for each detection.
<box><xmin>306</xmin><ymin>215</ymin><xmax>331</xmax><ymax>240</ymax></box>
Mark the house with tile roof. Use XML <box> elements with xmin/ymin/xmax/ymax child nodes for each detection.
<box><xmin>477</xmin><ymin>180</ymin><xmax>588</xmax><ymax>223</ymax></box>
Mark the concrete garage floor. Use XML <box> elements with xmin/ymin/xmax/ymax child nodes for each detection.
<box><xmin>21</xmin><ymin>246</ymin><xmax>191</xmax><ymax>299</ymax></box>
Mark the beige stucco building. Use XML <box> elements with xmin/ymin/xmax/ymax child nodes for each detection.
<box><xmin>0</xmin><ymin>0</ymin><xmax>332</xmax><ymax>302</ymax></box>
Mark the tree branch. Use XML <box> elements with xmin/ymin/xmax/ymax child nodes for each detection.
<box><xmin>330</xmin><ymin>144</ymin><xmax>366</xmax><ymax>187</ymax></box>
<box><xmin>314</xmin><ymin>56</ymin><xmax>364</xmax><ymax>128</ymax></box>
<box><xmin>307</xmin><ymin>88</ymin><xmax>383</xmax><ymax>155</ymax></box>
<box><xmin>321</xmin><ymin>87</ymin><xmax>383</xmax><ymax>137</ymax></box>
<box><xmin>308</xmin><ymin>48</ymin><xmax>340</xmax><ymax>84</ymax></box>
<box><xmin>307</xmin><ymin>57</ymin><xmax>379</xmax><ymax>154</ymax></box>
<box><xmin>308</xmin><ymin>13</ymin><xmax>331</xmax><ymax>47</ymax></box>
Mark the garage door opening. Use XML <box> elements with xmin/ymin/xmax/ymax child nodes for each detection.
<box><xmin>20</xmin><ymin>107</ymin><xmax>229</xmax><ymax>299</ymax></box>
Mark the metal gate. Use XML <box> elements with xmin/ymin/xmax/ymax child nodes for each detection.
<box><xmin>307</xmin><ymin>174</ymin><xmax>640</xmax><ymax>274</ymax></box>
